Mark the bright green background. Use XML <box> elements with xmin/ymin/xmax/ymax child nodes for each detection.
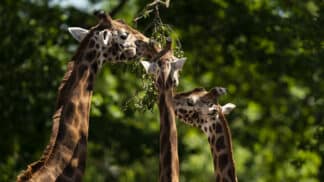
<box><xmin>0</xmin><ymin>0</ymin><xmax>323</xmax><ymax>181</ymax></box>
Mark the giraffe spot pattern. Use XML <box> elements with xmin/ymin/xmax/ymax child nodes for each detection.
<box><xmin>74</xmin><ymin>173</ymin><xmax>83</xmax><ymax>182</ymax></box>
<box><xmin>192</xmin><ymin>112</ymin><xmax>198</xmax><ymax>120</ymax></box>
<box><xmin>78</xmin><ymin>133</ymin><xmax>87</xmax><ymax>172</ymax></box>
<box><xmin>56</xmin><ymin>175</ymin><xmax>70</xmax><ymax>182</ymax></box>
<box><xmin>212</xmin><ymin>123</ymin><xmax>216</xmax><ymax>130</ymax></box>
<box><xmin>178</xmin><ymin>108</ymin><xmax>186</xmax><ymax>114</ymax></box>
<box><xmin>213</xmin><ymin>152</ymin><xmax>218</xmax><ymax>170</ymax></box>
<box><xmin>218</xmin><ymin>153</ymin><xmax>228</xmax><ymax>171</ymax></box>
<box><xmin>161</xmin><ymin>143</ymin><xmax>172</xmax><ymax>178</ymax></box>
<box><xmin>78</xmin><ymin>65</ymin><xmax>88</xmax><ymax>77</ymax></box>
<box><xmin>228</xmin><ymin>168</ymin><xmax>236</xmax><ymax>181</ymax></box>
<box><xmin>62</xmin><ymin>163</ymin><xmax>74</xmax><ymax>177</ymax></box>
<box><xmin>215</xmin><ymin>136</ymin><xmax>225</xmax><ymax>152</ymax></box>
<box><xmin>210</xmin><ymin>135</ymin><xmax>215</xmax><ymax>144</ymax></box>
<box><xmin>86</xmin><ymin>73</ymin><xmax>94</xmax><ymax>91</ymax></box>
<box><xmin>85</xmin><ymin>50</ymin><xmax>96</xmax><ymax>61</ymax></box>
<box><xmin>91</xmin><ymin>62</ymin><xmax>98</xmax><ymax>73</ymax></box>
<box><xmin>215</xmin><ymin>122</ymin><xmax>223</xmax><ymax>133</ymax></box>
<box><xmin>203</xmin><ymin>126</ymin><xmax>208</xmax><ymax>133</ymax></box>
<box><xmin>216</xmin><ymin>174</ymin><xmax>220</xmax><ymax>182</ymax></box>
<box><xmin>88</xmin><ymin>39</ymin><xmax>95</xmax><ymax>48</ymax></box>
<box><xmin>64</xmin><ymin>102</ymin><xmax>76</xmax><ymax>124</ymax></box>
<box><xmin>110</xmin><ymin>43</ymin><xmax>119</xmax><ymax>56</ymax></box>
<box><xmin>56</xmin><ymin>121</ymin><xmax>67</xmax><ymax>142</ymax></box>
<box><xmin>209</xmin><ymin>126</ymin><xmax>213</xmax><ymax>133</ymax></box>
<box><xmin>119</xmin><ymin>53</ymin><xmax>126</xmax><ymax>60</ymax></box>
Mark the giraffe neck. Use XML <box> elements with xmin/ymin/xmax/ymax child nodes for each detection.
<box><xmin>205</xmin><ymin>108</ymin><xmax>237</xmax><ymax>182</ymax></box>
<box><xmin>173</xmin><ymin>102</ymin><xmax>237</xmax><ymax>182</ymax></box>
<box><xmin>158</xmin><ymin>89</ymin><xmax>179</xmax><ymax>182</ymax></box>
<box><xmin>18</xmin><ymin>54</ymin><xmax>97</xmax><ymax>181</ymax></box>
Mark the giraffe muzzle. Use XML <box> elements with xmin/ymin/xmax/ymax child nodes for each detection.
<box><xmin>123</xmin><ymin>47</ymin><xmax>136</xmax><ymax>58</ymax></box>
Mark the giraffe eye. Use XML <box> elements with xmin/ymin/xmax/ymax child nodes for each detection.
<box><xmin>120</xmin><ymin>32</ymin><xmax>128</xmax><ymax>40</ymax></box>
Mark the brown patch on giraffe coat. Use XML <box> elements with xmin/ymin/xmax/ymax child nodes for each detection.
<box><xmin>192</xmin><ymin>112</ymin><xmax>198</xmax><ymax>121</ymax></box>
<box><xmin>86</xmin><ymin>73</ymin><xmax>95</xmax><ymax>91</ymax></box>
<box><xmin>91</xmin><ymin>62</ymin><xmax>98</xmax><ymax>73</ymax></box>
<box><xmin>74</xmin><ymin>172</ymin><xmax>83</xmax><ymax>182</ymax></box>
<box><xmin>218</xmin><ymin>153</ymin><xmax>228</xmax><ymax>171</ymax></box>
<box><xmin>77</xmin><ymin>145</ymin><xmax>87</xmax><ymax>171</ymax></box>
<box><xmin>215</xmin><ymin>123</ymin><xmax>223</xmax><ymax>133</ymax></box>
<box><xmin>78</xmin><ymin>64</ymin><xmax>88</xmax><ymax>77</ymax></box>
<box><xmin>62</xmin><ymin>163</ymin><xmax>74</xmax><ymax>178</ymax></box>
<box><xmin>215</xmin><ymin>136</ymin><xmax>225</xmax><ymax>152</ymax></box>
<box><xmin>178</xmin><ymin>108</ymin><xmax>186</xmax><ymax>114</ymax></box>
<box><xmin>203</xmin><ymin>126</ymin><xmax>208</xmax><ymax>133</ymax></box>
<box><xmin>57</xmin><ymin>65</ymin><xmax>76</xmax><ymax>107</ymax></box>
<box><xmin>56</xmin><ymin>174</ymin><xmax>71</xmax><ymax>182</ymax></box>
<box><xmin>63</xmin><ymin>102</ymin><xmax>76</xmax><ymax>124</ymax></box>
<box><xmin>216</xmin><ymin>175</ymin><xmax>220</xmax><ymax>182</ymax></box>
<box><xmin>228</xmin><ymin>168</ymin><xmax>236</xmax><ymax>181</ymax></box>
<box><xmin>210</xmin><ymin>135</ymin><xmax>215</xmax><ymax>144</ymax></box>
<box><xmin>85</xmin><ymin>50</ymin><xmax>97</xmax><ymax>61</ymax></box>
<box><xmin>88</xmin><ymin>39</ymin><xmax>95</xmax><ymax>48</ymax></box>
<box><xmin>56</xmin><ymin>121</ymin><xmax>67</xmax><ymax>142</ymax></box>
<box><xmin>110</xmin><ymin>43</ymin><xmax>119</xmax><ymax>56</ymax></box>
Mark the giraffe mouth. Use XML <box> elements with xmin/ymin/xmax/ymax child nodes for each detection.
<box><xmin>123</xmin><ymin>47</ymin><xmax>136</xmax><ymax>58</ymax></box>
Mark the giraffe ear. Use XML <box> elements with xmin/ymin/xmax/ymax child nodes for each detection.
<box><xmin>68</xmin><ymin>27</ymin><xmax>89</xmax><ymax>42</ymax></box>
<box><xmin>140</xmin><ymin>61</ymin><xmax>158</xmax><ymax>74</ymax></box>
<box><xmin>221</xmin><ymin>103</ymin><xmax>236</xmax><ymax>115</ymax></box>
<box><xmin>172</xmin><ymin>57</ymin><xmax>186</xmax><ymax>70</ymax></box>
<box><xmin>99</xmin><ymin>30</ymin><xmax>112</xmax><ymax>45</ymax></box>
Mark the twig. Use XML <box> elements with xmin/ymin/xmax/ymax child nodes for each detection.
<box><xmin>134</xmin><ymin>0</ymin><xmax>170</xmax><ymax>22</ymax></box>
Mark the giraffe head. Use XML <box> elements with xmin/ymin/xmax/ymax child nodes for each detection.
<box><xmin>174</xmin><ymin>87</ymin><xmax>228</xmax><ymax>115</ymax></box>
<box><xmin>140</xmin><ymin>38</ymin><xmax>186</xmax><ymax>90</ymax></box>
<box><xmin>68</xmin><ymin>11</ymin><xmax>156</xmax><ymax>67</ymax></box>
<box><xmin>173</xmin><ymin>87</ymin><xmax>235</xmax><ymax>128</ymax></box>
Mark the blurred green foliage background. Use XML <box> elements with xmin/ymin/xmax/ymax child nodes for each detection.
<box><xmin>0</xmin><ymin>0</ymin><xmax>323</xmax><ymax>181</ymax></box>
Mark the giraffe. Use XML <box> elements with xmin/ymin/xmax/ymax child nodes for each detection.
<box><xmin>141</xmin><ymin>38</ymin><xmax>186</xmax><ymax>182</ymax></box>
<box><xmin>173</xmin><ymin>87</ymin><xmax>238</xmax><ymax>182</ymax></box>
<box><xmin>17</xmin><ymin>11</ymin><xmax>161</xmax><ymax>182</ymax></box>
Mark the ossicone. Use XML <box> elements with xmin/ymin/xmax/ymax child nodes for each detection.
<box><xmin>93</xmin><ymin>9</ymin><xmax>113</xmax><ymax>28</ymax></box>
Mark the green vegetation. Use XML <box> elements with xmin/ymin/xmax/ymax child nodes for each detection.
<box><xmin>0</xmin><ymin>0</ymin><xmax>323</xmax><ymax>181</ymax></box>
